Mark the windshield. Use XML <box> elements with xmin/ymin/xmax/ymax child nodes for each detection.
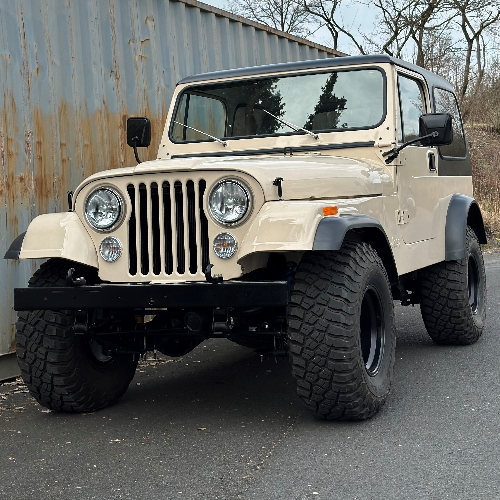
<box><xmin>170</xmin><ymin>68</ymin><xmax>385</xmax><ymax>143</ymax></box>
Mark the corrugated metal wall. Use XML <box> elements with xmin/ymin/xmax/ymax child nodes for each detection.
<box><xmin>0</xmin><ymin>0</ymin><xmax>340</xmax><ymax>365</ymax></box>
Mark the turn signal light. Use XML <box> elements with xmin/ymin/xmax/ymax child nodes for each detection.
<box><xmin>323</xmin><ymin>206</ymin><xmax>338</xmax><ymax>216</ymax></box>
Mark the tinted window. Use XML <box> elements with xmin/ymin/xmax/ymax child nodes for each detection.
<box><xmin>398</xmin><ymin>75</ymin><xmax>426</xmax><ymax>142</ymax></box>
<box><xmin>170</xmin><ymin>69</ymin><xmax>385</xmax><ymax>142</ymax></box>
<box><xmin>434</xmin><ymin>88</ymin><xmax>467</xmax><ymax>158</ymax></box>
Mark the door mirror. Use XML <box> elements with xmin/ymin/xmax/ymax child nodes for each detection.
<box><xmin>419</xmin><ymin>113</ymin><xmax>453</xmax><ymax>146</ymax></box>
<box><xmin>127</xmin><ymin>117</ymin><xmax>151</xmax><ymax>148</ymax></box>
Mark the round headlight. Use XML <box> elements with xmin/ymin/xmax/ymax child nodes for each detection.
<box><xmin>99</xmin><ymin>237</ymin><xmax>123</xmax><ymax>262</ymax></box>
<box><xmin>208</xmin><ymin>179</ymin><xmax>251</xmax><ymax>226</ymax></box>
<box><xmin>85</xmin><ymin>187</ymin><xmax>123</xmax><ymax>231</ymax></box>
<box><xmin>213</xmin><ymin>233</ymin><xmax>238</xmax><ymax>259</ymax></box>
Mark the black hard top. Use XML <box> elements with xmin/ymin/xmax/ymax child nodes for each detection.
<box><xmin>178</xmin><ymin>54</ymin><xmax>453</xmax><ymax>92</ymax></box>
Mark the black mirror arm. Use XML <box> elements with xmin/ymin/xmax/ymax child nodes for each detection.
<box><xmin>131</xmin><ymin>138</ymin><xmax>142</xmax><ymax>164</ymax></box>
<box><xmin>382</xmin><ymin>131</ymin><xmax>439</xmax><ymax>164</ymax></box>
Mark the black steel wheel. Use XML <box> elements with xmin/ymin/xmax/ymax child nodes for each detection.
<box><xmin>288</xmin><ymin>242</ymin><xmax>395</xmax><ymax>421</ymax></box>
<box><xmin>16</xmin><ymin>259</ymin><xmax>138</xmax><ymax>412</ymax></box>
<box><xmin>360</xmin><ymin>286</ymin><xmax>386</xmax><ymax>377</ymax></box>
<box><xmin>420</xmin><ymin>226</ymin><xmax>486</xmax><ymax>345</ymax></box>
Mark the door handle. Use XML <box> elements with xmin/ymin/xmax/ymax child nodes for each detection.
<box><xmin>428</xmin><ymin>151</ymin><xmax>436</xmax><ymax>172</ymax></box>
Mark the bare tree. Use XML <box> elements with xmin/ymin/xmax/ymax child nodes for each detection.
<box><xmin>302</xmin><ymin>0</ymin><xmax>366</xmax><ymax>53</ymax></box>
<box><xmin>466</xmin><ymin>56</ymin><xmax>500</xmax><ymax>130</ymax></box>
<box><xmin>366</xmin><ymin>0</ymin><xmax>416</xmax><ymax>57</ymax></box>
<box><xmin>419</xmin><ymin>29</ymin><xmax>458</xmax><ymax>77</ymax></box>
<box><xmin>363</xmin><ymin>0</ymin><xmax>455</xmax><ymax>65</ymax></box>
<box><xmin>447</xmin><ymin>0</ymin><xmax>500</xmax><ymax>107</ymax></box>
<box><xmin>227</xmin><ymin>0</ymin><xmax>314</xmax><ymax>37</ymax></box>
<box><xmin>409</xmin><ymin>0</ymin><xmax>455</xmax><ymax>66</ymax></box>
<box><xmin>226</xmin><ymin>0</ymin><xmax>499</xmax><ymax>113</ymax></box>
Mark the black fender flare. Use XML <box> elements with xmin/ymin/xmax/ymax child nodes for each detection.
<box><xmin>312</xmin><ymin>214</ymin><xmax>398</xmax><ymax>286</ymax></box>
<box><xmin>445</xmin><ymin>194</ymin><xmax>487</xmax><ymax>261</ymax></box>
<box><xmin>313</xmin><ymin>214</ymin><xmax>385</xmax><ymax>251</ymax></box>
<box><xmin>4</xmin><ymin>232</ymin><xmax>26</xmax><ymax>259</ymax></box>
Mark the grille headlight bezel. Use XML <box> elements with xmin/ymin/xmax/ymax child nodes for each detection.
<box><xmin>84</xmin><ymin>186</ymin><xmax>125</xmax><ymax>232</ymax></box>
<box><xmin>208</xmin><ymin>178</ymin><xmax>252</xmax><ymax>227</ymax></box>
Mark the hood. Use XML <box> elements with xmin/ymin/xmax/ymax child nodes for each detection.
<box><xmin>76</xmin><ymin>154</ymin><xmax>386</xmax><ymax>201</ymax></box>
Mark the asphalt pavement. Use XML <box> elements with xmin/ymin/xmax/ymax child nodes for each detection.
<box><xmin>1</xmin><ymin>253</ymin><xmax>500</xmax><ymax>500</ymax></box>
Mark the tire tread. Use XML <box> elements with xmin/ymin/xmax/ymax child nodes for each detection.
<box><xmin>288</xmin><ymin>242</ymin><xmax>395</xmax><ymax>421</ymax></box>
<box><xmin>16</xmin><ymin>259</ymin><xmax>137</xmax><ymax>412</ymax></box>
<box><xmin>420</xmin><ymin>227</ymin><xmax>486</xmax><ymax>345</ymax></box>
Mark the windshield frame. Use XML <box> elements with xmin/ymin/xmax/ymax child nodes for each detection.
<box><xmin>168</xmin><ymin>66</ymin><xmax>388</xmax><ymax>145</ymax></box>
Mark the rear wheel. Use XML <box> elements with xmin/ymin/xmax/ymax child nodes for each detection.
<box><xmin>420</xmin><ymin>226</ymin><xmax>486</xmax><ymax>345</ymax></box>
<box><xmin>16</xmin><ymin>259</ymin><xmax>138</xmax><ymax>412</ymax></box>
<box><xmin>288</xmin><ymin>242</ymin><xmax>395</xmax><ymax>421</ymax></box>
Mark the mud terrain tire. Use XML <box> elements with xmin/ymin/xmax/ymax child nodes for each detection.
<box><xmin>16</xmin><ymin>259</ymin><xmax>138</xmax><ymax>412</ymax></box>
<box><xmin>288</xmin><ymin>242</ymin><xmax>395</xmax><ymax>421</ymax></box>
<box><xmin>420</xmin><ymin>226</ymin><xmax>486</xmax><ymax>345</ymax></box>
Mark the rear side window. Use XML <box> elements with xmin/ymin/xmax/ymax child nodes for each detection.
<box><xmin>434</xmin><ymin>88</ymin><xmax>467</xmax><ymax>158</ymax></box>
<box><xmin>397</xmin><ymin>75</ymin><xmax>426</xmax><ymax>143</ymax></box>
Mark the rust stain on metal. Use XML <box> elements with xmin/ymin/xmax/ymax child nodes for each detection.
<box><xmin>0</xmin><ymin>94</ymin><xmax>19</xmax><ymax>205</ymax></box>
<box><xmin>2</xmin><ymin>104</ymin><xmax>170</xmax><ymax>216</ymax></box>
<box><xmin>0</xmin><ymin>131</ymin><xmax>5</xmax><ymax>200</ymax></box>
<box><xmin>33</xmin><ymin>106</ymin><xmax>54</xmax><ymax>214</ymax></box>
<box><xmin>0</xmin><ymin>0</ymin><xmax>340</xmax><ymax>358</ymax></box>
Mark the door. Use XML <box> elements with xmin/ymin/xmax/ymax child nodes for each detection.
<box><xmin>396</xmin><ymin>73</ymin><xmax>440</xmax><ymax>244</ymax></box>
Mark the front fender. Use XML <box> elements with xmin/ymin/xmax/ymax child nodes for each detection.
<box><xmin>238</xmin><ymin>201</ymin><xmax>325</xmax><ymax>259</ymax></box>
<box><xmin>238</xmin><ymin>201</ymin><xmax>387</xmax><ymax>259</ymax></box>
<box><xmin>17</xmin><ymin>212</ymin><xmax>98</xmax><ymax>267</ymax></box>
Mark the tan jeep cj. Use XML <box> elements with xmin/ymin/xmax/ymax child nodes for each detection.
<box><xmin>6</xmin><ymin>55</ymin><xmax>487</xmax><ymax>420</ymax></box>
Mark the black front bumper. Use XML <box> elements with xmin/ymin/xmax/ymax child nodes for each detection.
<box><xmin>14</xmin><ymin>281</ymin><xmax>288</xmax><ymax>311</ymax></box>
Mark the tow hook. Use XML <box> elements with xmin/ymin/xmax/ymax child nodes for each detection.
<box><xmin>204</xmin><ymin>264</ymin><xmax>223</xmax><ymax>284</ymax></box>
<box><xmin>66</xmin><ymin>268</ymin><xmax>86</xmax><ymax>287</ymax></box>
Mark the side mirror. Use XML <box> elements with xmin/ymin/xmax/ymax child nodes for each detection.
<box><xmin>127</xmin><ymin>117</ymin><xmax>151</xmax><ymax>164</ymax></box>
<box><xmin>383</xmin><ymin>112</ymin><xmax>454</xmax><ymax>164</ymax></box>
<box><xmin>127</xmin><ymin>117</ymin><xmax>151</xmax><ymax>148</ymax></box>
<box><xmin>419</xmin><ymin>113</ymin><xmax>453</xmax><ymax>146</ymax></box>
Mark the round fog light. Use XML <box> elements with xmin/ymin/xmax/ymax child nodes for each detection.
<box><xmin>99</xmin><ymin>237</ymin><xmax>122</xmax><ymax>262</ymax></box>
<box><xmin>213</xmin><ymin>233</ymin><xmax>237</xmax><ymax>259</ymax></box>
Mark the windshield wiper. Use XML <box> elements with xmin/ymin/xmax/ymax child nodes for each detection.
<box><xmin>173</xmin><ymin>121</ymin><xmax>227</xmax><ymax>147</ymax></box>
<box><xmin>262</xmin><ymin>109</ymin><xmax>319</xmax><ymax>139</ymax></box>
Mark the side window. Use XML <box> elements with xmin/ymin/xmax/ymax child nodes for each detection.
<box><xmin>172</xmin><ymin>93</ymin><xmax>226</xmax><ymax>142</ymax></box>
<box><xmin>397</xmin><ymin>75</ymin><xmax>426</xmax><ymax>143</ymax></box>
<box><xmin>434</xmin><ymin>88</ymin><xmax>467</xmax><ymax>158</ymax></box>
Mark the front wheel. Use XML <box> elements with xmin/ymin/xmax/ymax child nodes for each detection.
<box><xmin>288</xmin><ymin>243</ymin><xmax>395</xmax><ymax>421</ymax></box>
<box><xmin>420</xmin><ymin>226</ymin><xmax>486</xmax><ymax>345</ymax></box>
<box><xmin>16</xmin><ymin>259</ymin><xmax>138</xmax><ymax>412</ymax></box>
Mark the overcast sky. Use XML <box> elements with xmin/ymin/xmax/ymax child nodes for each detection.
<box><xmin>202</xmin><ymin>0</ymin><xmax>373</xmax><ymax>54</ymax></box>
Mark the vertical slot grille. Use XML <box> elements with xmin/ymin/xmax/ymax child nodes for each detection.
<box><xmin>127</xmin><ymin>178</ymin><xmax>209</xmax><ymax>278</ymax></box>
<box><xmin>139</xmin><ymin>183</ymin><xmax>149</xmax><ymax>275</ymax></box>
<box><xmin>187</xmin><ymin>180</ymin><xmax>197</xmax><ymax>274</ymax></box>
<box><xmin>151</xmin><ymin>182</ymin><xmax>161</xmax><ymax>275</ymax></box>
<box><xmin>127</xmin><ymin>184</ymin><xmax>137</xmax><ymax>275</ymax></box>
<box><xmin>162</xmin><ymin>181</ymin><xmax>173</xmax><ymax>275</ymax></box>
<box><xmin>199</xmin><ymin>179</ymin><xmax>209</xmax><ymax>272</ymax></box>
<box><xmin>174</xmin><ymin>181</ymin><xmax>185</xmax><ymax>274</ymax></box>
